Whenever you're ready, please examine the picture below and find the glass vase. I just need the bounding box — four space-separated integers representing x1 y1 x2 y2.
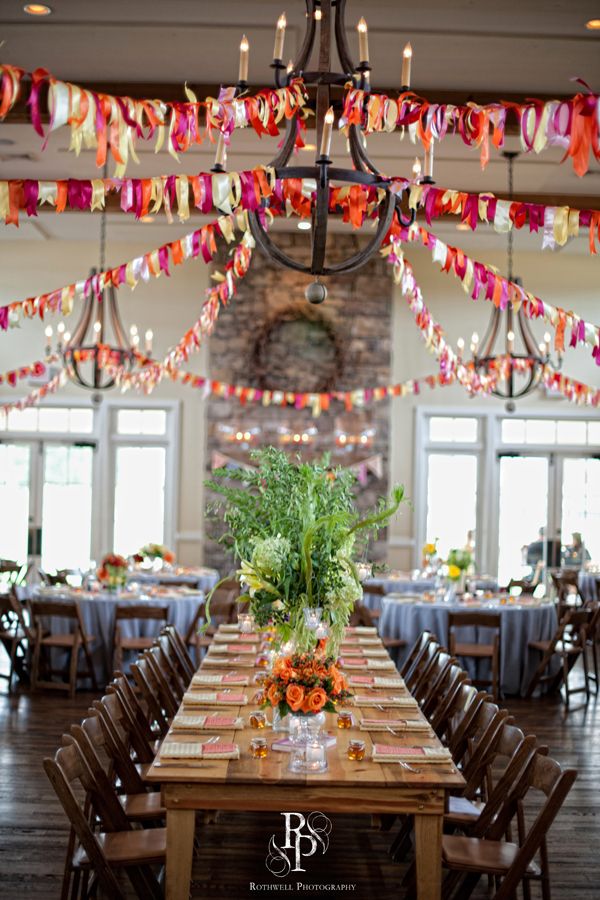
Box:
288 714 328 774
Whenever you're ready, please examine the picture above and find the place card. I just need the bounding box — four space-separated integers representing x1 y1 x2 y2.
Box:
353 694 418 708
372 744 453 764
171 714 244 731
182 691 248 706
202 655 257 668
360 717 430 732
192 673 249 686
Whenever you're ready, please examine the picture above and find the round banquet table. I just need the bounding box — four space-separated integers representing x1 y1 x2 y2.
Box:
578 571 599 603
26 587 202 687
379 597 558 696
127 567 219 593
363 574 499 609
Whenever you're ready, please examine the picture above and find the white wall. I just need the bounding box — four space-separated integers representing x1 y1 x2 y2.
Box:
1 235 598 570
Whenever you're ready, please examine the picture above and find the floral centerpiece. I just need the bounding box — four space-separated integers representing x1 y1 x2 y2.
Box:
206 447 405 654
261 650 352 719
97 553 128 592
421 539 438 571
444 548 473 592
133 543 175 566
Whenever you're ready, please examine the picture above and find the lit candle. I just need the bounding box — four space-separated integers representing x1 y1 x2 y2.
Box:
63 331 71 344
44 325 53 341
145 329 153 354
457 336 465 356
93 320 102 342
214 133 227 169
320 107 334 158
401 42 412 88
273 12 286 60
239 34 249 82
129 324 138 340
538 342 546 355
424 142 434 179
471 331 479 353
544 331 551 355
412 156 421 180
357 17 369 63
314 8 322 20
57 321 65 336
286 58 294 75
132 333 140 348
507 330 515 354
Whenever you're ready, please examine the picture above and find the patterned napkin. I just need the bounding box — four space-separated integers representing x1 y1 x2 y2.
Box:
192 673 249 686
340 637 382 646
182 691 248 706
372 744 453 763
340 646 388 658
352 694 418 708
171 714 243 731
213 632 260 643
160 741 240 760
344 626 378 635
208 644 258 654
202 655 257 668
341 658 396 670
348 675 405 688
360 717 430 732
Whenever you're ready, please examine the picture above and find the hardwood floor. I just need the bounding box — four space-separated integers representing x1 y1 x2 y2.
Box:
0 669 598 899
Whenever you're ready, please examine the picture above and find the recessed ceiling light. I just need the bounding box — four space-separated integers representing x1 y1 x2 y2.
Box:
297 220 311 230
140 215 154 223
301 143 317 152
23 3 52 15
585 18 600 29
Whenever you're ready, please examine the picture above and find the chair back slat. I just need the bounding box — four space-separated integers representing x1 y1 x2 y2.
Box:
114 604 169 622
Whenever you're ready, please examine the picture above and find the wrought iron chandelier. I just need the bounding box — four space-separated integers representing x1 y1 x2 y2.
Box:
214 0 418 302
469 151 556 413
45 178 151 393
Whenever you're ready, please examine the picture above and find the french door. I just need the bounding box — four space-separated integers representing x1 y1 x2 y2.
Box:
0 439 94 571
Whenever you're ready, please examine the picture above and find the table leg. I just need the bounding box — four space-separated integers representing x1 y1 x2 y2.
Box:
414 812 443 900
166 808 195 900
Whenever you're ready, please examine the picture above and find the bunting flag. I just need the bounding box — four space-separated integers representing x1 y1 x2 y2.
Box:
0 357 52 386
0 209 251 328
406 182 600 254
0 165 276 226
0 368 67 417
340 87 600 176
393 222 600 365
0 64 308 175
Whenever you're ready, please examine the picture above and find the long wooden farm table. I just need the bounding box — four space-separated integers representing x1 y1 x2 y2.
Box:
146 626 464 899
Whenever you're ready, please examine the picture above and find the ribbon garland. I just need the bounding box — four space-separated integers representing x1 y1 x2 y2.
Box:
340 87 600 176
0 208 252 329
0 165 277 226
0 64 308 175
394 222 600 365
407 182 600 254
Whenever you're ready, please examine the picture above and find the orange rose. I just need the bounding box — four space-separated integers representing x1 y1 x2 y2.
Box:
278 668 292 684
164 550 175 564
267 683 281 707
286 684 305 712
303 687 327 714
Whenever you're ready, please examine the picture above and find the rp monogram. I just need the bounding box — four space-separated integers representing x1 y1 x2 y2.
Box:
265 811 332 877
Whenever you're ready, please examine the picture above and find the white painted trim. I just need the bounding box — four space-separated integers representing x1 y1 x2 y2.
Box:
175 531 205 543
388 536 416 548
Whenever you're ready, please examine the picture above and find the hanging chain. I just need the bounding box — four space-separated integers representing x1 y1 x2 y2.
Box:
99 159 108 273
506 153 514 283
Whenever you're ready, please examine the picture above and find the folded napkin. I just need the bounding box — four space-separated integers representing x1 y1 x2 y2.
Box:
213 632 259 643
171 714 243 731
192 673 249 686
341 637 382 647
160 741 240 760
360 717 430 732
339 646 387 657
372 743 453 764
202 655 257 668
219 624 241 632
353 694 418 708
182 691 248 706
348 675 405 688
208 644 258 654
342 658 396 670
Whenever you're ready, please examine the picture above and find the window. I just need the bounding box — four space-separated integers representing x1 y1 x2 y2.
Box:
429 416 478 443
2 406 93 434
425 453 478 558
561 458 600 562
113 446 167 555
497 456 549 586
0 444 31 563
501 417 600 447
117 409 167 436
41 444 94 571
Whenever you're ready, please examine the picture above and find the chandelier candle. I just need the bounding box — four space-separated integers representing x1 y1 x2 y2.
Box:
238 35 249 83
320 107 334 158
273 13 286 60
401 42 412 88
357 17 369 63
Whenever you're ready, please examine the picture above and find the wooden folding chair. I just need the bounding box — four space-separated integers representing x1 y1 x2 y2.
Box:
86 707 151 795
526 607 592 707
583 600 600 694
154 631 190 696
184 580 239 664
0 588 33 691
399 630 437 683
29 598 97 697
355 582 386 620
44 739 165 900
144 645 182 714
162 623 196 683
109 671 162 749
131 655 171 737
441 751 577 900
448 610 501 700
112 603 169 672
95 691 155 767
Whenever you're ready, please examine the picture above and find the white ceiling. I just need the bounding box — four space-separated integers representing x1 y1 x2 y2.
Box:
0 0 599 247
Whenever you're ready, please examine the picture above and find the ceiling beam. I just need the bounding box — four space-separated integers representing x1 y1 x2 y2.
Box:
7 80 577 134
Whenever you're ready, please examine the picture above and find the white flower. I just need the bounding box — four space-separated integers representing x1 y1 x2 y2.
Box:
251 535 291 579
325 568 363 606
